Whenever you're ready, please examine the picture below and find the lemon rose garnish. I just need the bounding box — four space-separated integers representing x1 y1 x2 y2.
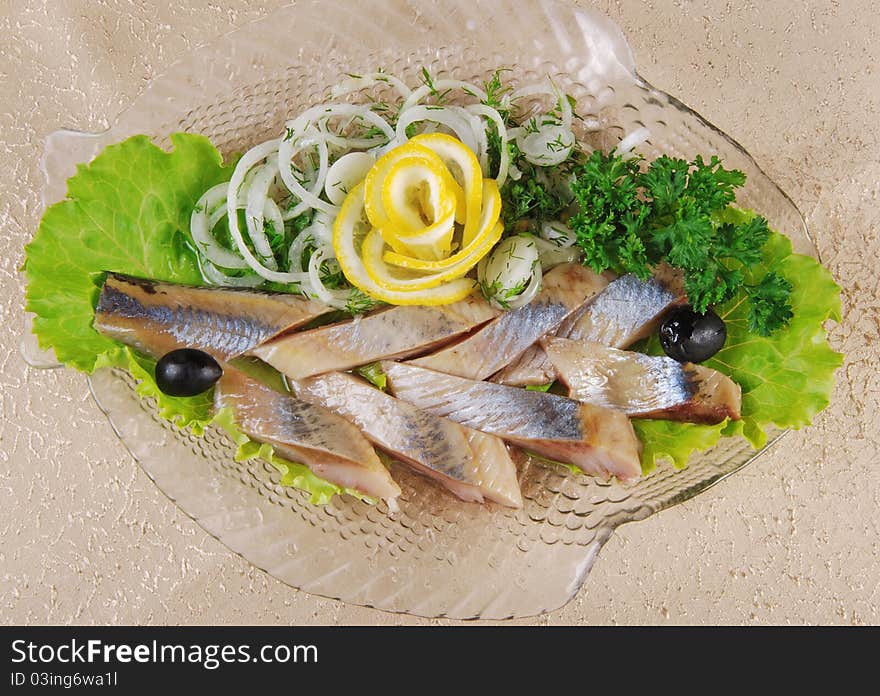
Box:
333 133 503 305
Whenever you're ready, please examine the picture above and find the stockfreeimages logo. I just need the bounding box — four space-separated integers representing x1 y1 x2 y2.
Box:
10 639 318 671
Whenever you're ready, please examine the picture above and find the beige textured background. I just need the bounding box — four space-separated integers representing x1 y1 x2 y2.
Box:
1 0 877 625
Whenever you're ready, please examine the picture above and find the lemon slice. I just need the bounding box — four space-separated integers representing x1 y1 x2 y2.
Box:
378 155 458 260
363 228 455 290
381 156 456 234
364 142 449 228
333 134 504 306
333 182 477 305
381 220 502 277
382 179 502 272
362 225 500 291
407 133 483 245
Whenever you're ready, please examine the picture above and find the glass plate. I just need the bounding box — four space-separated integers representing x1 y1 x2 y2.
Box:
39 0 814 619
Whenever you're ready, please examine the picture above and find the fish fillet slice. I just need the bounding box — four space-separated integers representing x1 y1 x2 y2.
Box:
293 372 522 507
215 369 401 504
462 430 523 508
493 265 686 386
95 274 399 504
563 264 686 347
94 273 332 361
382 361 642 482
543 337 742 424
251 295 499 380
407 264 608 380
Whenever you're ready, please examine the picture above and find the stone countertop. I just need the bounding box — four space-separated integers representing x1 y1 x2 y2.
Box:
1 0 877 625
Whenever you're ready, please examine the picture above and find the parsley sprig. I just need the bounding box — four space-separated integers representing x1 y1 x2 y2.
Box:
570 150 793 335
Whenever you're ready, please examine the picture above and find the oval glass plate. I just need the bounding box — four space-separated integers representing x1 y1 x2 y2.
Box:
42 0 813 619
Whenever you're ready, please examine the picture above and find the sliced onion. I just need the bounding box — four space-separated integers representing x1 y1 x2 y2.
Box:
469 111 489 174
306 244 350 309
331 72 412 99
289 104 395 144
509 79 576 166
277 128 334 216
504 263 542 308
400 79 487 112
466 103 510 186
518 123 575 166
532 236 581 270
190 184 249 269
302 221 331 247
395 105 480 154
477 235 542 310
225 139 312 284
287 230 312 273
224 140 279 269
317 105 396 151
309 210 336 246
245 161 282 268
201 260 264 288
549 78 573 132
540 221 577 248
615 126 651 156
509 79 572 131
324 152 375 206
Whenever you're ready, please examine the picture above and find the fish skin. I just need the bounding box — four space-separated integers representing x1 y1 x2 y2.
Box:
543 337 742 425
563 264 686 347
215 368 401 504
407 264 608 381
381 361 642 482
492 265 686 386
94 273 331 361
292 372 487 504
251 295 499 380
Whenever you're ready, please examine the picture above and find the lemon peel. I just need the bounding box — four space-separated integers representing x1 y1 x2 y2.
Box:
333 135 502 304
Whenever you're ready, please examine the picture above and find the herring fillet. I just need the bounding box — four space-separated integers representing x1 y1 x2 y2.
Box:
293 372 480 503
293 372 522 507
493 265 686 386
381 361 642 482
215 369 401 504
94 273 332 361
251 295 499 380
562 264 686 347
407 264 608 380
543 337 742 424
94 274 400 504
463 429 523 509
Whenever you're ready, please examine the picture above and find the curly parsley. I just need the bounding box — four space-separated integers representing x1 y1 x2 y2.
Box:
569 150 793 335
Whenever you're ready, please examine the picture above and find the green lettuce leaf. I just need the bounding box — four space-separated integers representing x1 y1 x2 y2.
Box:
24 133 365 505
633 419 728 474
708 242 842 446
525 382 553 392
355 362 387 390
636 208 842 470
25 133 231 372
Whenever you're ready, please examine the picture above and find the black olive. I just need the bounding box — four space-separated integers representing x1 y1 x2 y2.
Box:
659 306 727 363
155 349 222 397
